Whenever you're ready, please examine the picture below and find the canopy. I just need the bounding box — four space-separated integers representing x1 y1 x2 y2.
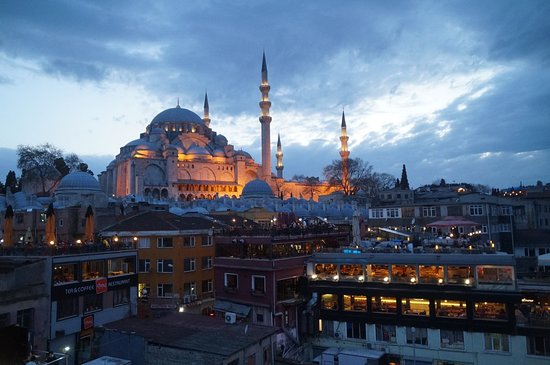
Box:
426 216 480 228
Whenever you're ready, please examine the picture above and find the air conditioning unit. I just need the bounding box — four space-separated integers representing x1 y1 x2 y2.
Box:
225 312 237 324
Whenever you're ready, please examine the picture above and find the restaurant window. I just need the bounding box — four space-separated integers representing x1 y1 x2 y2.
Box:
435 300 466 318
201 256 212 270
370 264 390 282
84 293 102 313
157 259 173 273
224 273 238 290
113 287 129 306
469 205 483 216
252 276 266 294
53 263 77 285
447 266 473 285
57 297 78 320
372 296 397 313
392 264 417 283
108 257 134 276
314 263 337 280
138 259 150 273
346 321 366 339
157 237 173 248
476 266 513 285
202 279 213 293
339 264 363 280
184 236 196 247
375 324 396 343
138 238 150 248
321 294 338 310
406 327 428 346
157 283 173 297
440 330 464 349
82 260 106 280
402 298 430 316
419 265 444 284
16 308 34 329
474 302 507 321
484 333 510 352
184 257 196 272
343 295 367 311
527 335 550 356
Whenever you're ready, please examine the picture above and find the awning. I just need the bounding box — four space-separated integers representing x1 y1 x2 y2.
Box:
426 216 480 228
538 253 550 266
378 227 412 238
213 300 251 318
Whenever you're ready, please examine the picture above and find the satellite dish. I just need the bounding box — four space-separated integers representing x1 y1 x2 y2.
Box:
411 218 416 225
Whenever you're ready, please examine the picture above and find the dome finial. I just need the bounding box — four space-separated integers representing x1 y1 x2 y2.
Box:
177 97 180 108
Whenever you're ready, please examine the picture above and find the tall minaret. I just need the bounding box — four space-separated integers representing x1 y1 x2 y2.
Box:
203 92 211 128
276 133 284 178
259 51 272 181
339 110 350 194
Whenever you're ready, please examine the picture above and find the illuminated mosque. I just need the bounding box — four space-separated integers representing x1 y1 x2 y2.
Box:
98 53 343 202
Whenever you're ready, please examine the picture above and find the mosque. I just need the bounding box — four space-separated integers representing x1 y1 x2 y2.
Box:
98 53 339 202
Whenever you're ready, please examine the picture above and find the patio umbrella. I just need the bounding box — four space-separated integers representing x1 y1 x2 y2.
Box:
85 205 94 242
45 203 56 244
3 205 14 247
352 209 361 247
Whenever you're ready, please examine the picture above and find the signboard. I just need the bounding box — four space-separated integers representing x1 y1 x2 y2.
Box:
82 314 94 330
53 274 137 300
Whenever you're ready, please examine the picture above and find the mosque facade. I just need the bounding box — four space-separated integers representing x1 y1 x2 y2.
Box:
98 54 338 202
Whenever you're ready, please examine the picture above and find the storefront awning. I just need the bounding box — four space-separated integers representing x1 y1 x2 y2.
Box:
426 216 480 228
213 300 251 318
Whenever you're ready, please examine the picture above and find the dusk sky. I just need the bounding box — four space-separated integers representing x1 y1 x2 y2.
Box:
1 1 549 189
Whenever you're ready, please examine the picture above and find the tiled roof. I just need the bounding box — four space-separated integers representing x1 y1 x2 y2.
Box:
101 211 221 233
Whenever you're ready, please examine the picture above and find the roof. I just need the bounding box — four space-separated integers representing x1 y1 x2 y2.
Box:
104 312 278 357
151 105 204 125
56 171 101 192
101 210 222 233
241 179 274 198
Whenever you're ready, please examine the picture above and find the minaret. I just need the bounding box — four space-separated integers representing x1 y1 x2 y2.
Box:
276 133 284 178
339 110 350 194
203 92 211 128
259 51 272 181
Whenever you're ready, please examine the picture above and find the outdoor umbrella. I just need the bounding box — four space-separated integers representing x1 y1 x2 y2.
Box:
3 205 14 247
85 205 94 242
45 203 56 244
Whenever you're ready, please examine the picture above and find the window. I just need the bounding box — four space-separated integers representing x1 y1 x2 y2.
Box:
370 264 390 282
482 225 488 233
392 264 417 283
447 266 473 285
500 206 512 216
440 330 464 349
157 237 173 248
375 324 396 343
314 263 337 280
224 273 238 290
406 327 428 346
113 287 130 306
371 209 384 218
469 205 483 216
108 257 134 275
138 238 150 248
474 302 507 320
257 313 264 324
343 295 367 311
372 296 397 313
16 308 34 329
157 283 173 297
484 333 509 352
252 275 266 294
346 321 366 339
184 236 196 247
419 265 444 284
183 282 196 297
201 235 213 246
82 260 105 280
339 264 363 280
184 257 196 272
83 293 103 313
527 335 550 356
435 300 466 318
202 279 213 293
157 259 173 273
423 206 437 217
476 266 513 285
138 259 150 273
57 297 78 320
276 277 298 301
386 208 400 218
321 294 338 310
201 256 212 270
53 263 77 284
402 298 430 316
16 214 24 224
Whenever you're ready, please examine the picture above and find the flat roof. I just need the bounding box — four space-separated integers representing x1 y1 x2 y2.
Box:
103 312 278 357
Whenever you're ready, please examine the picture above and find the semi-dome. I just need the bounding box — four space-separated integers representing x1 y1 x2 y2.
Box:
56 171 101 192
151 105 204 125
187 144 211 156
241 179 274 198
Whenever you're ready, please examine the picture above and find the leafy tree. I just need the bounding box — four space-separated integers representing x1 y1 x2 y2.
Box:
4 170 20 193
17 143 84 193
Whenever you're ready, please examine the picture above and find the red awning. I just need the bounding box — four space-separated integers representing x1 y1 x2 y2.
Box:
426 216 480 228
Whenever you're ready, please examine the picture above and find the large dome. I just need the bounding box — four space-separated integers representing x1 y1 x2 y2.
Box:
241 179 274 198
151 105 204 125
56 171 101 192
